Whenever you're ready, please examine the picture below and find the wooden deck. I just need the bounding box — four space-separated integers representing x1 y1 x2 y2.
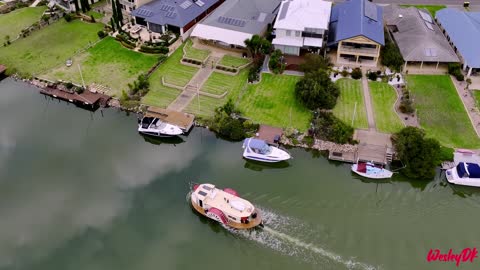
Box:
145 106 195 133
256 124 283 145
191 200 262 230
40 87 110 108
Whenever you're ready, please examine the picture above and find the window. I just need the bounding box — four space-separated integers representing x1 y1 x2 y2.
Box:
286 30 291 36
295 31 300 37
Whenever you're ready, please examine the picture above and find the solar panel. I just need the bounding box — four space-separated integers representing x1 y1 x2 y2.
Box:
364 1 378 21
278 2 289 20
165 11 177 18
137 8 153 17
418 10 433 23
424 21 434 31
258 12 267 22
180 0 192 9
169 6 175 11
218 16 246 27
195 0 205 7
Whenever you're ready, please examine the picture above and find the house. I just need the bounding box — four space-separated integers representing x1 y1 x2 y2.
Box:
271 0 332 56
328 0 384 66
190 0 282 48
55 0 102 12
132 0 225 36
436 8 480 77
384 5 459 70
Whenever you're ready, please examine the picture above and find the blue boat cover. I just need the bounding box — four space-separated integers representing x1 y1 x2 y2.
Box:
457 162 480 178
244 138 270 153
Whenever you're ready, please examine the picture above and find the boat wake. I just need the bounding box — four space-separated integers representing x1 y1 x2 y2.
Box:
229 207 379 270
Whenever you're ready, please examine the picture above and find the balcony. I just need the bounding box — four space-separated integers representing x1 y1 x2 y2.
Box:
338 45 379 56
119 0 134 6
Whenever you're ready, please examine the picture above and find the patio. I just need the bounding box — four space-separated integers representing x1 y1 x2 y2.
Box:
121 23 175 44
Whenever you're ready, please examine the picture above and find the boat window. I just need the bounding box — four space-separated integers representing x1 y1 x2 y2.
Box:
198 191 207 197
202 185 212 191
228 215 236 220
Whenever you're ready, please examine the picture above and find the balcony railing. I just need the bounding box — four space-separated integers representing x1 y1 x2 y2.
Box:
339 45 379 56
119 0 134 6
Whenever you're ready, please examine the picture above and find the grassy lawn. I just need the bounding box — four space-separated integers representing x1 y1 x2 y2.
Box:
407 75 480 148
142 44 199 107
369 82 404 133
86 10 104 19
218 55 250 68
0 19 103 76
0 7 46 41
237 74 310 131
473 90 480 109
399 5 446 16
184 69 248 118
184 39 210 62
332 78 368 129
44 37 157 97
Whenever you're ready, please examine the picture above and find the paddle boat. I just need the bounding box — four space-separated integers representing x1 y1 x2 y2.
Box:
242 138 291 163
351 162 393 179
190 183 263 229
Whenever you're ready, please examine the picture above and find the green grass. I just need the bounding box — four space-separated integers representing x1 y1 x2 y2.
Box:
369 82 404 133
44 37 157 96
0 7 46 41
184 39 210 62
218 55 250 68
237 74 311 131
184 69 248 118
142 44 199 106
472 90 480 109
86 10 104 19
399 5 446 16
332 78 368 129
407 75 480 148
0 19 103 76
154 43 198 87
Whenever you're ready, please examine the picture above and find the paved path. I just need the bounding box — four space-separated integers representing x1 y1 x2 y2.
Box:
167 54 222 111
451 77 480 137
30 0 42 7
361 70 376 131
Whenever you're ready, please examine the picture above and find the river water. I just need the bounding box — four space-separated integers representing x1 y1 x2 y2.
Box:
1 78 480 270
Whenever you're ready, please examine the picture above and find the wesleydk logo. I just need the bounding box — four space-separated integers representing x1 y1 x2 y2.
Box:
427 248 478 267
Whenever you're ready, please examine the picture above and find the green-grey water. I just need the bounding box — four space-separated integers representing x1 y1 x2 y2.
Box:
1 78 480 270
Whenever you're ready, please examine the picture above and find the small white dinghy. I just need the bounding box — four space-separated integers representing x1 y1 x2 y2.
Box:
351 162 393 179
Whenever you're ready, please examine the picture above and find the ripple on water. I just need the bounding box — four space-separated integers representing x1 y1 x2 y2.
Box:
228 207 380 270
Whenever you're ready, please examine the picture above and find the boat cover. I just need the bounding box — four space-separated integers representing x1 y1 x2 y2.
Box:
457 162 480 178
244 138 270 154
230 200 246 212
357 163 367 173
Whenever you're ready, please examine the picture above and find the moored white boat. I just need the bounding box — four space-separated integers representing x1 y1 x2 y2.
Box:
190 183 263 229
242 138 290 163
446 162 480 187
138 116 183 137
351 162 393 179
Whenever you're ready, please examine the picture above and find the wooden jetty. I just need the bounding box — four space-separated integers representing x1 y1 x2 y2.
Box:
145 106 195 133
40 87 111 109
255 124 283 145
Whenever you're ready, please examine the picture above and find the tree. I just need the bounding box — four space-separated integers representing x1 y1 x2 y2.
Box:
80 0 86 13
72 0 80 13
268 49 285 74
381 38 404 72
83 0 91 11
295 70 340 110
110 17 116 32
299 53 331 73
392 127 441 179
90 0 95 5
115 0 124 26
244 35 271 57
312 111 354 144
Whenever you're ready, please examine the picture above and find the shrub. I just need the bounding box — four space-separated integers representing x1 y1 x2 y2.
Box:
90 15 95 23
299 53 331 73
64 13 73 22
455 71 464 81
311 111 354 144
65 82 74 89
341 69 349 77
248 56 264 83
448 63 462 75
368 71 378 81
268 49 285 74
439 146 454 162
97 30 106 39
209 100 255 140
351 68 362 79
139 44 168 54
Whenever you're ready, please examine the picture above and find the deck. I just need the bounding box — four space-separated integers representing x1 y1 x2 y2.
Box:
255 124 283 145
40 87 110 108
145 106 195 133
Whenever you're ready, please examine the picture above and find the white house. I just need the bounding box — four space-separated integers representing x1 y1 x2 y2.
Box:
272 0 332 56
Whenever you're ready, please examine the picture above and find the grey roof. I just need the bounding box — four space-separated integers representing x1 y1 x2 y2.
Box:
328 0 384 46
436 8 480 68
199 0 282 34
384 5 459 63
132 0 220 28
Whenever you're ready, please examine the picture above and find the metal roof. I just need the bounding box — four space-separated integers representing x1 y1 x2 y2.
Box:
327 0 384 46
132 0 220 28
384 5 459 63
273 0 332 32
436 8 480 68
